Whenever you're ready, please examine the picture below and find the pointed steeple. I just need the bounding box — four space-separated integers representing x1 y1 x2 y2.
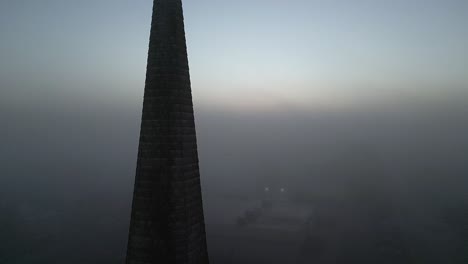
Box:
126 0 209 263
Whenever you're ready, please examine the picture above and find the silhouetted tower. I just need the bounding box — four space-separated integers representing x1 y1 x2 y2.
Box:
126 0 209 263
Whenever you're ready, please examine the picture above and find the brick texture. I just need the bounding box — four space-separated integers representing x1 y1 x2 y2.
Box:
126 0 209 263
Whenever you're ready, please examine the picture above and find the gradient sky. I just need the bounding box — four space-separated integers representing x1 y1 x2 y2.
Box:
1 0 467 112
1 3 468 262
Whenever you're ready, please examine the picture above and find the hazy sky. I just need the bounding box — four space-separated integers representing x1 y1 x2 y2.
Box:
1 0 467 112
1 2 467 263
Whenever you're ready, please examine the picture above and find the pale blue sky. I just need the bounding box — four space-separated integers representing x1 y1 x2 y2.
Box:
1 0 467 112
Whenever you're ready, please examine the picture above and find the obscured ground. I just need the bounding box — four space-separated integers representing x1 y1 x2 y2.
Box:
1 188 467 263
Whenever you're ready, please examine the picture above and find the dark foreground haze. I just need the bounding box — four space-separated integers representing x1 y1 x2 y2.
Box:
1 96 467 263
1 0 467 263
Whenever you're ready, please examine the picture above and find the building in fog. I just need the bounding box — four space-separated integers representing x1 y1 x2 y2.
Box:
126 0 209 263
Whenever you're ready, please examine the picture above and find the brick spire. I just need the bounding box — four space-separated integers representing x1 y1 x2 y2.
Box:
126 0 209 263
